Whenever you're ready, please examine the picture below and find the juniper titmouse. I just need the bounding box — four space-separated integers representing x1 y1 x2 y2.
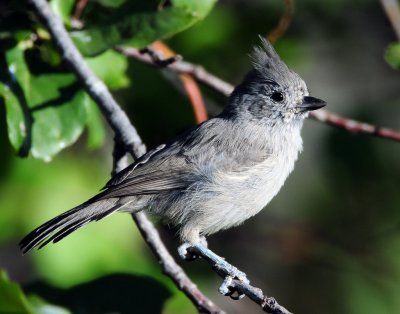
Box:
20 38 325 258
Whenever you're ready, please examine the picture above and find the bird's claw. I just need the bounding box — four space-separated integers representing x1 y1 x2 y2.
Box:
219 276 233 295
178 242 198 261
177 238 208 261
219 276 245 300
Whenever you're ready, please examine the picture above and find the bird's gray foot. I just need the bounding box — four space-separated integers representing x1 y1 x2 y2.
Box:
178 242 249 299
178 242 198 261
178 237 208 261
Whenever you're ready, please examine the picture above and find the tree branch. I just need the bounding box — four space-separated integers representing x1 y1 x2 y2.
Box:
28 0 146 158
380 0 400 41
116 46 400 143
187 245 292 314
311 110 400 141
231 280 291 314
27 1 224 313
114 46 233 97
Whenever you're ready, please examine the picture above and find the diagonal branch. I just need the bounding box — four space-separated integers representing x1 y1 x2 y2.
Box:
27 1 224 313
379 0 400 41
28 0 146 158
186 245 292 314
116 46 400 143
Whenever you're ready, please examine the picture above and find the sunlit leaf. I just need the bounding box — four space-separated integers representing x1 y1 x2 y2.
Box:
86 50 130 89
71 0 217 56
30 78 87 161
0 46 88 161
1 45 32 156
0 77 26 155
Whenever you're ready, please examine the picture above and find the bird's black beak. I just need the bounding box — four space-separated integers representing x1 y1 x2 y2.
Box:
298 96 326 112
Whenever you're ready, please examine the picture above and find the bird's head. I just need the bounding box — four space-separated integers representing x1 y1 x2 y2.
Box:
228 37 326 126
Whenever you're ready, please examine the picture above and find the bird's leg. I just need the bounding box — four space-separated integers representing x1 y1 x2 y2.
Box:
178 240 249 299
178 236 208 261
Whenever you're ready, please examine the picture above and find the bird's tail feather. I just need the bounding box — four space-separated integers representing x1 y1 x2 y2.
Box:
19 197 132 254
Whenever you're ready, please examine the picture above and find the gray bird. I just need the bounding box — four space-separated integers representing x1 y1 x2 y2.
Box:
20 38 325 281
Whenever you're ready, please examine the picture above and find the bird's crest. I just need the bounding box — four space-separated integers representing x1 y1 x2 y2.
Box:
250 36 292 83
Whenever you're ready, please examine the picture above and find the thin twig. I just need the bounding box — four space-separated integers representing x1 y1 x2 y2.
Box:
116 46 400 143
150 41 208 123
179 74 209 123
71 0 88 29
114 46 233 97
380 0 400 40
311 110 400 141
231 280 291 314
27 1 224 313
267 0 295 44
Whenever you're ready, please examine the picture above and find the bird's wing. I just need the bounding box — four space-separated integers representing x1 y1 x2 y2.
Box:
99 142 192 199
99 117 271 199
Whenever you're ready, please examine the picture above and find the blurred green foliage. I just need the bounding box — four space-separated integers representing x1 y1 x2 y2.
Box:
386 42 400 69
1 0 400 313
0 270 70 314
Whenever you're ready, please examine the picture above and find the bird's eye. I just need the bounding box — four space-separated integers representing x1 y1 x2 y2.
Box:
270 92 284 102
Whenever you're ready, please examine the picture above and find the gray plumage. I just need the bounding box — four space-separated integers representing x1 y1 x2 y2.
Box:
20 38 325 253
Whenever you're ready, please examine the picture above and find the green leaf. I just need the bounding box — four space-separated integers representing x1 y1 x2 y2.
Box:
30 78 87 161
50 0 75 28
85 97 106 149
0 76 26 155
0 270 33 314
385 42 400 69
85 50 130 89
0 45 31 156
71 0 217 56
0 270 70 314
0 46 88 161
